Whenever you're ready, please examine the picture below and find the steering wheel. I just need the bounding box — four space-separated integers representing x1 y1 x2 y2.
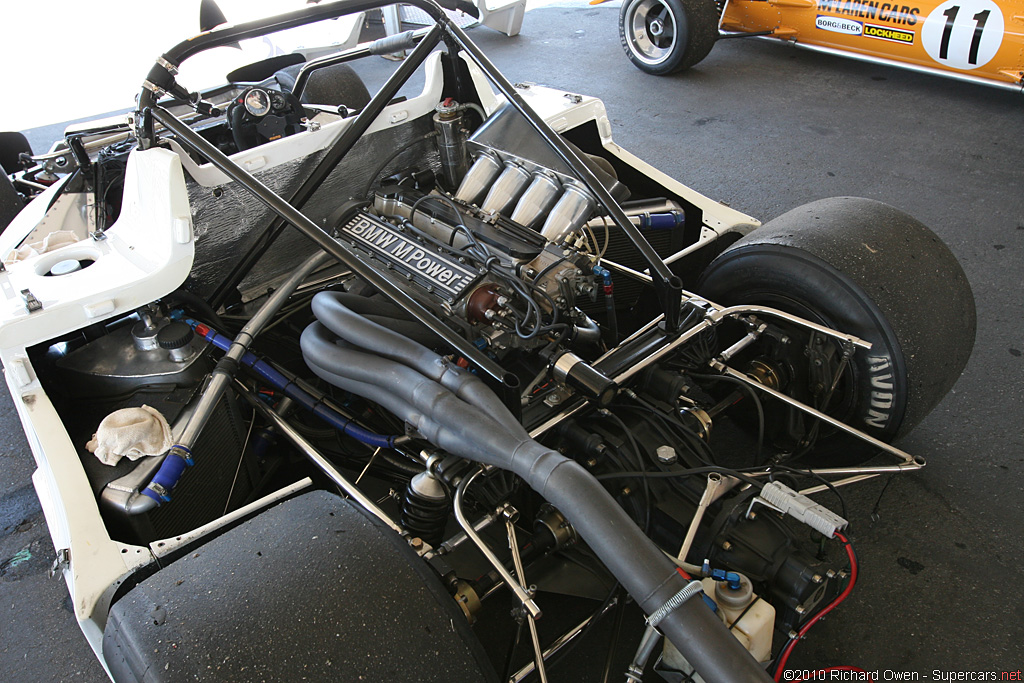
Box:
226 87 308 152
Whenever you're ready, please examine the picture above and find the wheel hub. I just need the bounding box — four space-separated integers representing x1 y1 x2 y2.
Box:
624 0 677 65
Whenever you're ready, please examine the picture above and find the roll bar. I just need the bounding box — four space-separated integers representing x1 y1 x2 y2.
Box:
135 0 684 329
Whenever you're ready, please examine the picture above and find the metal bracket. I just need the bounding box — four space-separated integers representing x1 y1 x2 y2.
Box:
156 56 179 76
21 289 42 313
141 80 167 98
49 548 70 578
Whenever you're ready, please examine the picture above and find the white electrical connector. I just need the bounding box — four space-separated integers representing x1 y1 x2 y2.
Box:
757 481 848 538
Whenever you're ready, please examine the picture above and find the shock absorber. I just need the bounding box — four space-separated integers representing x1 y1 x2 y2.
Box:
433 98 468 191
401 470 450 547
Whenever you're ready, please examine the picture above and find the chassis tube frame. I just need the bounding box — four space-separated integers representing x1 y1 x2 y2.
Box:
138 0 684 329
150 100 516 391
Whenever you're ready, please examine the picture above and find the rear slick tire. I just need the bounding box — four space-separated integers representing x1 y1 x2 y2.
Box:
696 197 975 447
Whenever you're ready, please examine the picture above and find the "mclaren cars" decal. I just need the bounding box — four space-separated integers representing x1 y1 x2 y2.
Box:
816 1 921 25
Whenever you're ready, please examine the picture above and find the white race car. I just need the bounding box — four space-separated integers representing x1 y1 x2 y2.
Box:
0 1 974 681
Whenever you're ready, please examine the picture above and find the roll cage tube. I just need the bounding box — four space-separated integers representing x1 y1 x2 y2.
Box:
148 28 531 398
135 0 684 330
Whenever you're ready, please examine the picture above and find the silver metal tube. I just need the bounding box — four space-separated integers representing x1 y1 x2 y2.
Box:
438 511 500 554
600 258 653 284
718 325 765 363
582 199 684 234
434 109 468 189
711 362 917 464
677 473 722 564
529 319 713 438
510 598 620 683
663 235 720 266
799 473 881 495
244 389 405 535
540 183 597 243
510 173 561 228
528 402 588 439
625 626 663 683
177 252 332 451
744 462 925 482
506 513 548 683
530 297 870 442
616 320 715 385
481 161 532 215
708 305 871 350
151 477 313 559
454 470 542 619
455 151 503 205
595 273 867 355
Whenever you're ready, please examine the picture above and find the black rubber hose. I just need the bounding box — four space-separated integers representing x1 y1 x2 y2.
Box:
299 322 771 683
165 289 226 330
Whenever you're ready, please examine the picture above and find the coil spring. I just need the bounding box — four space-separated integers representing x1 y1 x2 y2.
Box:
401 480 450 548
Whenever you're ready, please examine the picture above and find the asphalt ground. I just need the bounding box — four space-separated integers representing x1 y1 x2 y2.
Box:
3 4 1023 681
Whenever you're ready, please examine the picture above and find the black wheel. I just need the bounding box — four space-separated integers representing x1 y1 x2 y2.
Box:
696 197 975 454
619 0 718 75
104 492 498 682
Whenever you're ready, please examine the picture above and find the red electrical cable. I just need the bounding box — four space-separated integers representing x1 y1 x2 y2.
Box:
772 531 859 682
793 666 869 682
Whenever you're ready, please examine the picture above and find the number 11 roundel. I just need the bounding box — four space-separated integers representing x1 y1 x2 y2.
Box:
921 0 1005 70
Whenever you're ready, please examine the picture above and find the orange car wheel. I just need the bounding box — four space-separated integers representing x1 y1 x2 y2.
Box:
619 0 719 74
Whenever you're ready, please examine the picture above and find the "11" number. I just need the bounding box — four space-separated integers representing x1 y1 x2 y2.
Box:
939 5 991 64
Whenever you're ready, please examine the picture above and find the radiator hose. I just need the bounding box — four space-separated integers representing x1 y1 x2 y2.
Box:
300 292 771 683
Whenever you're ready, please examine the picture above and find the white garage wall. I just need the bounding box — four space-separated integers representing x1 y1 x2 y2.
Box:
0 1 368 133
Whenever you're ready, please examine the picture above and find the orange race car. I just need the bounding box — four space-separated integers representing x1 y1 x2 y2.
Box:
615 0 1024 91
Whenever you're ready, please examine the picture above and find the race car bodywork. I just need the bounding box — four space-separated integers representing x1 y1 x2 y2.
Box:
0 1 976 681
619 0 1024 91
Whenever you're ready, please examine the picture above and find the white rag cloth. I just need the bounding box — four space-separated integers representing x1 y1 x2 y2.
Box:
86 405 173 466
4 230 79 265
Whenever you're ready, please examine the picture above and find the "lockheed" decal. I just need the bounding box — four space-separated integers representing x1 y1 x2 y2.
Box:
863 22 915 43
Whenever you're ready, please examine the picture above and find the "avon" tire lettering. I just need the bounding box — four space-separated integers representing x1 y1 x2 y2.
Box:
864 356 894 428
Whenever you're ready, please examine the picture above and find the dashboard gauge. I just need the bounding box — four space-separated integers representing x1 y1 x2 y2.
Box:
243 88 271 117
